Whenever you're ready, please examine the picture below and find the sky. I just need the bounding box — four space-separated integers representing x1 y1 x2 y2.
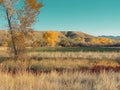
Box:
0 0 120 36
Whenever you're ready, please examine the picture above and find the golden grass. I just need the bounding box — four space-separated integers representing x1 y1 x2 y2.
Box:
0 47 9 57
29 51 120 60
0 71 119 90
0 59 119 72
94 60 120 67
0 47 7 51
0 47 120 61
0 48 120 90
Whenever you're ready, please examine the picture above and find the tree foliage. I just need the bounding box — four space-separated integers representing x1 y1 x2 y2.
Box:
0 0 3 4
0 0 43 60
43 31 58 47
91 38 112 45
25 0 43 11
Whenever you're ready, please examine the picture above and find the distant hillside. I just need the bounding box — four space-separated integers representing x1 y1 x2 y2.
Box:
64 31 95 39
99 35 120 39
0 30 97 46
1 30 119 47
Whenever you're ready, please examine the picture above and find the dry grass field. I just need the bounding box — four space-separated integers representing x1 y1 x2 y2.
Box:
0 71 120 90
0 47 120 90
0 0 120 89
0 47 8 55
29 51 120 60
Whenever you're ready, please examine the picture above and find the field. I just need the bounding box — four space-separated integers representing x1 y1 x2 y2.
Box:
0 71 120 90
0 47 120 90
0 0 120 89
30 47 120 52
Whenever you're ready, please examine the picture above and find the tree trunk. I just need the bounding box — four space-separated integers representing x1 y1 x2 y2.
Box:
6 9 18 59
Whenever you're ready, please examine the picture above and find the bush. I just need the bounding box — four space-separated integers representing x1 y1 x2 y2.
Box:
59 38 79 47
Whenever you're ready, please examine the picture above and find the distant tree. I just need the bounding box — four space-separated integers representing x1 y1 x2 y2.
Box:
32 40 40 48
91 38 112 45
74 37 85 43
59 38 79 47
0 0 43 60
59 39 71 47
43 31 58 47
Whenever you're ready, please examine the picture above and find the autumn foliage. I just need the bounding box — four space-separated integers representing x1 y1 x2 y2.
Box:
43 31 58 47
25 0 43 11
0 0 43 60
91 38 112 45
0 0 3 4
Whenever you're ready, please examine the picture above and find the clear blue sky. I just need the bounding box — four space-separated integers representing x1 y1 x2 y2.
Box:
0 0 120 36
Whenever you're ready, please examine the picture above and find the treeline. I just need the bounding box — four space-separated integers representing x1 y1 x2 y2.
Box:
0 31 119 47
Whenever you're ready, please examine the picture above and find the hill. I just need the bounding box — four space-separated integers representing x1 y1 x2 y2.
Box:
0 30 119 47
99 35 120 39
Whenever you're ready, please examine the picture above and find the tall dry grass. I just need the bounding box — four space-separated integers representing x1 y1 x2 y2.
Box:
0 47 120 61
0 47 9 58
0 59 119 73
0 47 120 90
0 71 119 90
29 51 120 60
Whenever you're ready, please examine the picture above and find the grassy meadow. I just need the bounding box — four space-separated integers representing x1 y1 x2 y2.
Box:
0 0 120 89
0 47 120 90
0 71 120 90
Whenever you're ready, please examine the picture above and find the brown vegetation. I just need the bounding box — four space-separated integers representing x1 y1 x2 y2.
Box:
0 30 119 47
0 71 119 90
0 0 43 60
0 1 119 90
0 51 119 73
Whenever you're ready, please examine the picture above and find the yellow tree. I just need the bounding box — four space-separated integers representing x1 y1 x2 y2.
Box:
0 0 43 60
91 38 112 45
43 31 58 47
